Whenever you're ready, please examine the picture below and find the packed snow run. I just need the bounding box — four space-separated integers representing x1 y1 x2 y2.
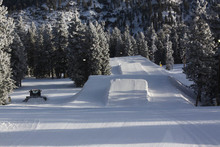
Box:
1 56 220 147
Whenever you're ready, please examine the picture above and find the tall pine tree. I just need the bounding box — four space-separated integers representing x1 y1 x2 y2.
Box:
0 0 15 105
52 12 69 78
26 22 37 76
123 25 134 56
184 16 217 106
146 23 158 62
111 27 123 57
68 11 88 87
136 32 149 59
43 24 55 78
10 32 27 87
165 34 174 70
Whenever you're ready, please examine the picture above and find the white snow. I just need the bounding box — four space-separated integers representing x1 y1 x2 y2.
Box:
108 79 148 107
165 64 193 87
1 56 220 147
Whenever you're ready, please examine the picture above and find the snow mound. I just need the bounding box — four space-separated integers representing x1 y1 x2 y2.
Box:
108 79 148 107
74 77 149 107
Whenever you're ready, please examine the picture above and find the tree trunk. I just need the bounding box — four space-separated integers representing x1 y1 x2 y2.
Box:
19 79 22 87
195 86 202 106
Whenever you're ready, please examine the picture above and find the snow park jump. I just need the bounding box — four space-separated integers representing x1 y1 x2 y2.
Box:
72 56 194 108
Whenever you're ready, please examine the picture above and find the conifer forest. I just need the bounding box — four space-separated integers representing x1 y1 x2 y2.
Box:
0 0 220 105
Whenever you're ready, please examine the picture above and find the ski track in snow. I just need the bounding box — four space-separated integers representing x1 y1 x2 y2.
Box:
1 56 220 147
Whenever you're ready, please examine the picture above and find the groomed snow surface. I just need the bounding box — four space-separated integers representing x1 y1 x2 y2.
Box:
1 56 220 147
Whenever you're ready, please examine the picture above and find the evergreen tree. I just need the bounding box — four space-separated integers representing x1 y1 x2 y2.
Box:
184 16 217 106
0 51 15 105
10 32 27 87
0 0 15 105
68 11 88 87
86 21 111 76
15 16 27 48
165 34 174 70
206 0 220 41
26 22 37 76
190 0 208 20
52 12 69 78
177 22 189 68
34 24 50 78
43 24 55 78
95 22 111 75
171 27 181 64
155 24 172 65
146 23 158 62
87 22 103 75
123 25 134 56
136 32 149 59
131 36 138 55
155 29 166 65
110 27 123 57
150 28 158 62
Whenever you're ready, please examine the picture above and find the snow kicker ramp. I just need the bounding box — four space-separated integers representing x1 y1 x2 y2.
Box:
72 76 110 107
73 76 149 107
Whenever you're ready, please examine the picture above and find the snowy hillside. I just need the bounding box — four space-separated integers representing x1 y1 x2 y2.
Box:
10 0 186 33
1 56 220 147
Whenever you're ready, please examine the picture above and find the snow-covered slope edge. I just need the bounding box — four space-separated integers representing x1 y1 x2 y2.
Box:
168 76 196 106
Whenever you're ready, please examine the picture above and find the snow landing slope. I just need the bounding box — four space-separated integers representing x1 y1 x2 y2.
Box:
73 56 194 108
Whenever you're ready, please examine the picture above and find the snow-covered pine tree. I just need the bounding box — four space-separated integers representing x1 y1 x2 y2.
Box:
10 32 27 87
165 34 174 70
0 0 15 105
43 24 55 78
206 0 220 41
177 22 189 68
86 21 103 75
111 27 123 57
131 36 138 55
171 27 181 64
190 0 208 21
136 32 149 59
95 22 111 75
52 12 69 78
15 16 27 48
123 25 134 56
146 23 158 62
26 22 37 76
0 51 15 105
150 29 158 63
155 29 166 65
184 15 217 106
68 11 88 87
34 24 50 78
